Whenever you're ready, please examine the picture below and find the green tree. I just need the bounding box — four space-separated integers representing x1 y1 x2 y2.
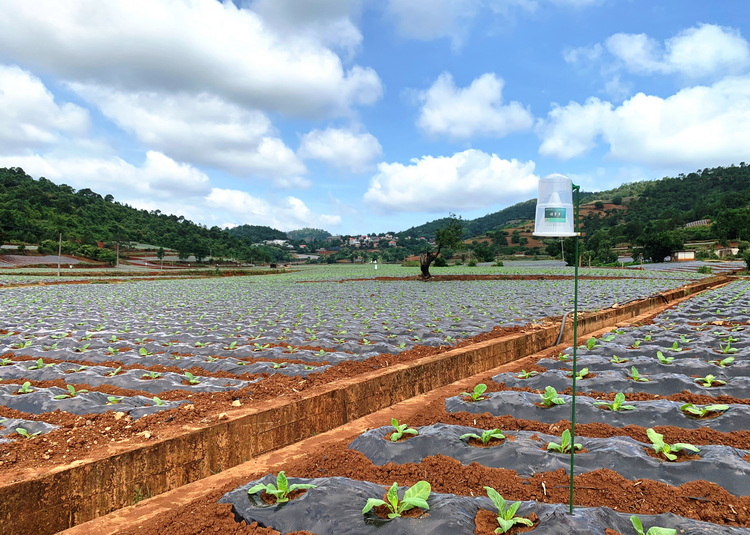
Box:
636 229 684 263
419 214 464 278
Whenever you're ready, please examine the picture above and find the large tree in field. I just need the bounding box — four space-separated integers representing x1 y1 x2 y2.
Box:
419 214 464 278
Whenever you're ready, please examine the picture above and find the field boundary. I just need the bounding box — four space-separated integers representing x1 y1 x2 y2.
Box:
1 275 731 535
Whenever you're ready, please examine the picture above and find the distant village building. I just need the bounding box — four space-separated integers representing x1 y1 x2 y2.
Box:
673 250 696 261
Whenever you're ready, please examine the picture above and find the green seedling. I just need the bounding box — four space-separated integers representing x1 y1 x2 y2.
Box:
556 353 571 361
106 396 123 405
630 340 642 348
74 343 91 352
223 341 239 350
582 337 600 350
459 429 505 445
461 383 488 402
483 487 533 533
184 372 200 385
17 382 34 394
695 374 726 387
205 356 219 363
517 370 538 379
595 392 635 412
106 346 118 355
142 371 162 379
152 397 166 406
569 367 589 380
646 428 699 461
270 362 288 369
539 386 565 407
629 366 649 382
253 343 270 351
194 341 207 348
680 403 729 418
678 335 693 344
665 341 682 352
247 471 317 503
397 342 407 349
708 356 735 367
718 341 738 354
138 347 153 357
389 418 418 441
108 335 118 343
546 429 582 453
15 428 41 439
12 340 33 349
655 351 674 365
53 384 88 399
43 342 59 351
285 345 299 353
315 349 327 357
70 366 88 372
630 515 677 535
27 358 53 370
0 358 13 366
610 355 628 364
362 481 431 519
643 334 653 342
601 334 616 342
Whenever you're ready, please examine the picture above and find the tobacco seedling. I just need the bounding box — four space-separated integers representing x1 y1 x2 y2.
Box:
17 382 34 394
630 515 677 535
629 366 649 382
12 340 33 349
695 374 726 387
253 343 270 351
53 384 89 399
483 487 533 533
461 383 488 402
223 341 239 350
718 341 738 354
106 396 123 405
74 343 91 352
546 429 582 453
389 418 418 441
595 392 635 412
361 481 431 519
556 353 571 361
610 355 628 364
569 367 589 380
247 471 316 503
646 428 699 461
138 347 153 357
582 337 600 350
184 372 201 385
630 340 642 348
655 351 674 365
152 397 166 406
539 386 565 407
108 335 118 343
459 428 505 445
142 371 162 379
270 362 287 369
664 341 682 352
708 356 735 367
516 370 538 379
0 358 13 366
43 342 59 351
27 358 53 370
15 428 41 439
679 403 729 418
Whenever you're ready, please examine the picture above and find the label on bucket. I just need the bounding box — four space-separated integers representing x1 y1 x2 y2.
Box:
544 207 567 223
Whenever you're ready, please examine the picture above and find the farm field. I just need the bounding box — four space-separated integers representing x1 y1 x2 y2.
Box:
88 278 749 535
0 263 745 534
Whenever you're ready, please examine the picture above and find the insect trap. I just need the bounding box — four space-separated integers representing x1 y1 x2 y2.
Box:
533 173 577 237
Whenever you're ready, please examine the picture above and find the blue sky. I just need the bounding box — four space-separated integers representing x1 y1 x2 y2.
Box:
0 1 748 235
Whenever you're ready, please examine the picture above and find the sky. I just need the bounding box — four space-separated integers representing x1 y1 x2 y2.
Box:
0 1 748 236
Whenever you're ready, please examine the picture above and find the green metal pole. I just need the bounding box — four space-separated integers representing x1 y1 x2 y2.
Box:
569 184 580 515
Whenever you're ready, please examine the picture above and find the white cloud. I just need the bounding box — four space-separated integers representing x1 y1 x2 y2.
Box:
206 188 341 230
606 24 750 79
385 0 481 49
417 72 534 139
0 65 89 154
0 0 382 117
298 127 382 172
68 85 307 184
364 149 538 213
538 76 750 168
0 151 211 201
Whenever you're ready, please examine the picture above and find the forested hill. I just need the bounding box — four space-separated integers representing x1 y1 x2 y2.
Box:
0 167 290 263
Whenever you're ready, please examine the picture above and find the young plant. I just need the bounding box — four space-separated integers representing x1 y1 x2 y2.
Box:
184 372 201 385
389 418 418 442
142 371 162 379
610 355 629 364
223 341 239 350
546 429 582 453
0 358 13 366
708 356 735 367
152 397 166 406
27 358 52 370
718 341 738 354
629 366 649 382
516 370 538 379
581 337 600 350
664 341 682 352
483 487 533 533
459 428 505 445
53 384 89 399
646 428 699 461
361 481 431 519
270 362 288 369
630 515 677 535
247 471 316 503
16 382 34 394
695 374 726 387
138 347 153 357
461 383 488 402
106 396 123 405
15 428 41 439
679 403 729 418
569 367 589 380
594 392 635 412
539 386 565 407
630 340 642 349
655 351 674 365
